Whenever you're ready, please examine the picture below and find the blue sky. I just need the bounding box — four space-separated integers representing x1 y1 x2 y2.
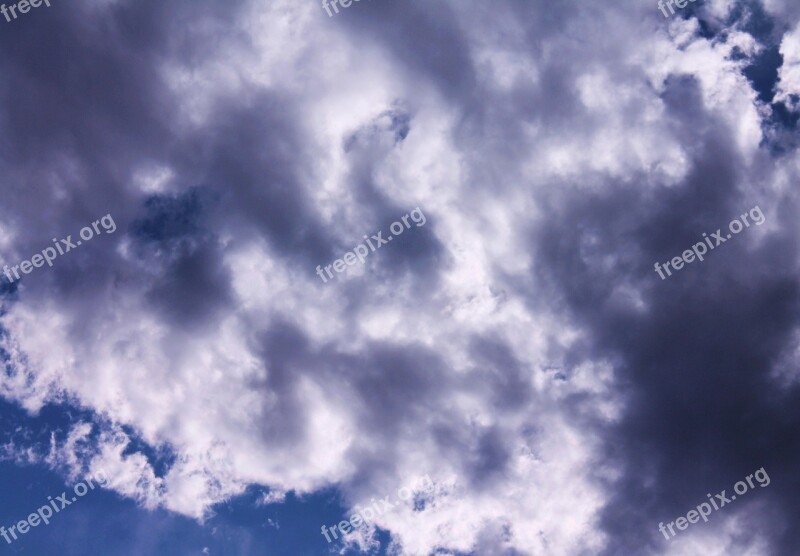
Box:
0 407 380 556
0 397 391 555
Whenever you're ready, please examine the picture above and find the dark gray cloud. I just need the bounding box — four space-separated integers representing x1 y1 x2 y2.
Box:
528 56 800 556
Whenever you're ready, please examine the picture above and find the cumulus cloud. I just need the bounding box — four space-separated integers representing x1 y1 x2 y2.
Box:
0 0 799 554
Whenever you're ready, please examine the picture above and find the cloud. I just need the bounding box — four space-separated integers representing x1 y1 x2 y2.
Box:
0 0 799 554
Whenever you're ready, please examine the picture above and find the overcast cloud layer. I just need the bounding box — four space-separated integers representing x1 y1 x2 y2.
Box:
1 0 800 554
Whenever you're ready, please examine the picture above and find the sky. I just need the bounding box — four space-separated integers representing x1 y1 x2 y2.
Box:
0 0 799 554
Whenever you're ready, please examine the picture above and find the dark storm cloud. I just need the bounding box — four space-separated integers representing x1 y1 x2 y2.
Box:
247 317 522 496
326 2 800 549
144 244 234 326
339 0 476 100
524 64 800 556
467 335 532 412
348 343 449 436
251 321 311 446
172 92 340 267
0 0 249 297
250 318 452 450
130 189 233 326
0 0 343 303
0 0 248 187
